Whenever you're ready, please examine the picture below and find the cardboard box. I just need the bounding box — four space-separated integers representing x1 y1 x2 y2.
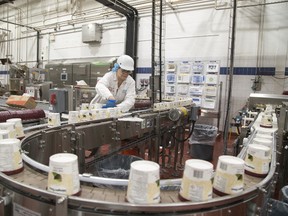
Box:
6 95 37 109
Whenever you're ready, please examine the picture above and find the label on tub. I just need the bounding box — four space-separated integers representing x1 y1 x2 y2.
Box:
245 144 271 175
213 156 245 195
126 161 160 204
47 153 80 195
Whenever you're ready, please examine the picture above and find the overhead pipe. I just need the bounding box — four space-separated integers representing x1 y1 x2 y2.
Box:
2 0 214 28
0 0 15 6
95 0 138 79
0 18 41 67
0 27 11 32
215 0 288 10
10 1 214 33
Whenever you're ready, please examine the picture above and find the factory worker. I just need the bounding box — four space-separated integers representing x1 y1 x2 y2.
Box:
90 54 136 112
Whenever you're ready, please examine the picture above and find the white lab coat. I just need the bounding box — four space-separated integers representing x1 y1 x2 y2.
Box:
90 71 136 112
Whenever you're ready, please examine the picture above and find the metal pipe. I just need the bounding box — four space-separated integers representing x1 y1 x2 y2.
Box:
36 31 40 67
0 27 10 32
95 0 138 78
136 3 215 16
159 0 163 102
0 18 40 66
23 15 127 35
256 3 265 78
0 18 38 31
3 1 214 32
1 0 213 21
151 0 156 104
0 2 215 35
217 81 222 131
223 0 237 155
215 0 288 10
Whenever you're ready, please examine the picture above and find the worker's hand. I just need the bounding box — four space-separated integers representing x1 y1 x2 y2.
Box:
102 99 116 108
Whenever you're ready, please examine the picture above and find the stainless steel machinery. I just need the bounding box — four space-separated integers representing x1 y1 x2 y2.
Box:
45 62 110 88
48 86 95 112
71 63 91 85
73 86 96 110
72 62 109 86
89 61 110 86
45 64 73 88
26 82 53 101
248 93 288 191
0 99 282 215
248 93 288 110
8 64 28 95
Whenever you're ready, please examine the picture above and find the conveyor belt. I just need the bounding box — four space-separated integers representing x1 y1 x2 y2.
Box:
0 108 279 215
9 163 263 204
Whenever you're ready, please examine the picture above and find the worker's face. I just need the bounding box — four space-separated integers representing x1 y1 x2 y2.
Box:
117 68 131 82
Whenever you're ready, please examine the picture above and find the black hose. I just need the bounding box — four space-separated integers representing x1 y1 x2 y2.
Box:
170 121 196 143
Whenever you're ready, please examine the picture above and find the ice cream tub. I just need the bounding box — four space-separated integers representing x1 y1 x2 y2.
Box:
47 153 80 195
47 112 61 127
245 144 271 177
179 159 213 201
127 160 160 204
7 118 25 138
255 133 273 141
68 111 80 124
256 128 274 136
213 156 245 195
80 103 89 110
79 110 90 122
107 107 117 118
89 103 102 110
0 130 9 140
260 114 273 128
89 109 97 120
0 122 16 138
98 109 108 119
0 138 23 175
252 137 272 148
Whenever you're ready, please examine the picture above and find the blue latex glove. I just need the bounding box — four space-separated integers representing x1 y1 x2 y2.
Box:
102 99 116 108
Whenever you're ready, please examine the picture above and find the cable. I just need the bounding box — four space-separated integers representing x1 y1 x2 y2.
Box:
170 120 196 143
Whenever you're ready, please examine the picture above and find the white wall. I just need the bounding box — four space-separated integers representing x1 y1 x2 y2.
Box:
0 1 287 131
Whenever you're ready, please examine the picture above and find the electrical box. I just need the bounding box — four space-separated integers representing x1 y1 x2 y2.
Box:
82 23 102 43
49 88 73 113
